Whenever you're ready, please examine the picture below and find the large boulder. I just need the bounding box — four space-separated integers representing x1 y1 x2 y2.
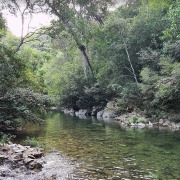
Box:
102 110 118 119
75 109 92 116
162 120 171 127
63 109 75 116
137 122 146 128
97 111 104 118
91 106 103 116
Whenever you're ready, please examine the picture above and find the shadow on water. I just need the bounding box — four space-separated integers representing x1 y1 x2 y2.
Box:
14 111 180 179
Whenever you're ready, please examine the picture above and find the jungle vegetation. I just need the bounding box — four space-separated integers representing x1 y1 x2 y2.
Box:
1 0 180 134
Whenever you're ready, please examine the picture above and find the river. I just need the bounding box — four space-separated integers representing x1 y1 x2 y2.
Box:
14 111 180 179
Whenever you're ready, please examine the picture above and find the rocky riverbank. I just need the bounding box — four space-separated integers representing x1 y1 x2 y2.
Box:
61 107 180 131
114 111 180 131
0 143 79 179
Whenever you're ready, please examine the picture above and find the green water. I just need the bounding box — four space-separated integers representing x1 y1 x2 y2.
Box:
15 112 180 179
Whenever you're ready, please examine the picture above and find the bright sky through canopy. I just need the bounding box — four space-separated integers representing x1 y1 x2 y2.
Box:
4 13 53 37
3 0 124 37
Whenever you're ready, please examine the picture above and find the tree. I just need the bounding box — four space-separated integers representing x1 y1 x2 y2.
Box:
162 1 180 41
0 10 54 133
34 0 115 78
1 0 55 53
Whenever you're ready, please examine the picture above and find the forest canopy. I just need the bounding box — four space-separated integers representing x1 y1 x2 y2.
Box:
1 0 180 132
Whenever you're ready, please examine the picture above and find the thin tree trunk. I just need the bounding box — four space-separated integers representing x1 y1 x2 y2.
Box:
15 40 24 52
82 53 87 78
14 4 28 53
122 37 138 85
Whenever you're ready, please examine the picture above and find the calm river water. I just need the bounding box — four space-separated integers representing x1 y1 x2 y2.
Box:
15 111 180 179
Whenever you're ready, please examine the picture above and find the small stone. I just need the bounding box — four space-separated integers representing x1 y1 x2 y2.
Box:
28 155 35 159
20 165 27 171
12 155 19 160
24 158 34 165
28 161 42 169
149 121 153 126
159 119 164 125
32 152 43 158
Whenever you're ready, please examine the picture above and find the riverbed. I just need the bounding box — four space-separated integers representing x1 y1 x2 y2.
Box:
14 111 180 179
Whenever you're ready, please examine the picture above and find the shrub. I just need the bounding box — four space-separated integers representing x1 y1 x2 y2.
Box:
24 137 42 148
132 115 138 123
138 117 148 123
127 118 132 123
0 133 15 144
173 116 180 123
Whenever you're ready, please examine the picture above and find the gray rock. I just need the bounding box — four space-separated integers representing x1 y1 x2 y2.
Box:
162 120 171 127
75 109 92 116
28 155 35 159
78 109 87 115
171 122 176 128
153 122 159 126
102 110 118 119
97 111 104 117
64 109 75 115
175 123 180 130
129 123 135 126
28 160 42 169
0 166 11 177
159 119 164 125
149 121 153 126
24 158 34 165
137 122 146 128
91 106 102 116
50 107 58 110
75 109 87 116
32 151 43 158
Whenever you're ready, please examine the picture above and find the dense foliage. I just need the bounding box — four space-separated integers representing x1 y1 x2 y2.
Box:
39 0 180 118
0 14 54 134
1 0 180 132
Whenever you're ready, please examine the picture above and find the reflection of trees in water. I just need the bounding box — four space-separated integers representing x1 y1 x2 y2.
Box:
15 112 180 179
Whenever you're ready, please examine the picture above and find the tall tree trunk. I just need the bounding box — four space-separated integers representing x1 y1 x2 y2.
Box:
79 45 94 77
46 2 94 78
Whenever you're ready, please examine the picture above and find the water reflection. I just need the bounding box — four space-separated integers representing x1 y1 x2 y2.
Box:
15 112 180 179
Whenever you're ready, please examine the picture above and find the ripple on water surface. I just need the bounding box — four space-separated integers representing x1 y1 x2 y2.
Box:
15 112 180 179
